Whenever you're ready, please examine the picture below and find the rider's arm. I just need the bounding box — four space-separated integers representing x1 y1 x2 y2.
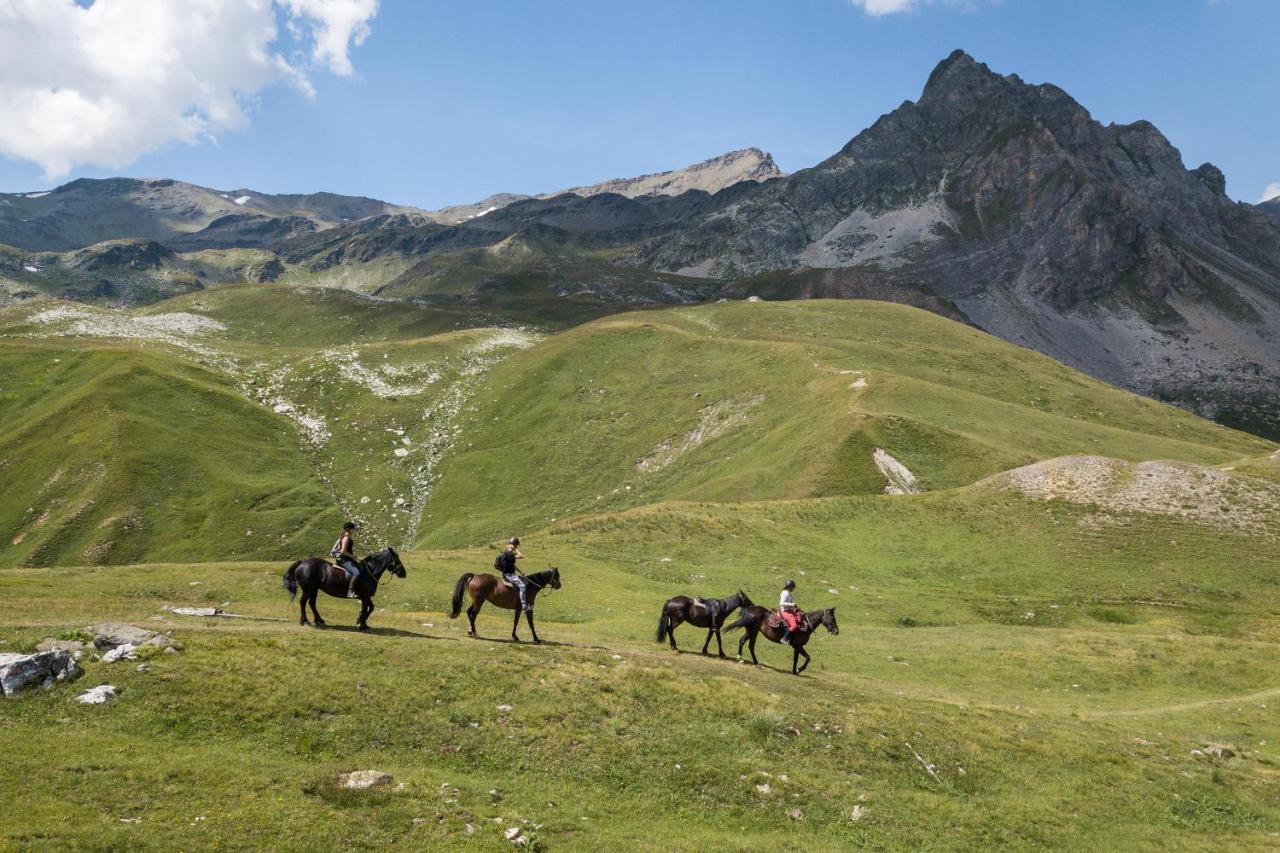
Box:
514 550 524 560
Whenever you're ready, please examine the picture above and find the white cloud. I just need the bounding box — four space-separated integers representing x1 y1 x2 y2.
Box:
1261 183 1280 203
0 0 379 180
849 0 985 15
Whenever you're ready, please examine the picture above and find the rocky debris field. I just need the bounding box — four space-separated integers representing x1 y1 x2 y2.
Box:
992 455 1280 536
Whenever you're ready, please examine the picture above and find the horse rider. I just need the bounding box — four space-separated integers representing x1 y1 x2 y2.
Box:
779 579 803 645
495 537 530 612
331 521 362 599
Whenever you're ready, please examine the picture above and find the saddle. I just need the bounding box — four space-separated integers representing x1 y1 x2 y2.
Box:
768 609 805 631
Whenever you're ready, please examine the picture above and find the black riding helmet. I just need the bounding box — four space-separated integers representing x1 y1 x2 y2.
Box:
509 537 520 546
343 521 357 531
783 579 796 590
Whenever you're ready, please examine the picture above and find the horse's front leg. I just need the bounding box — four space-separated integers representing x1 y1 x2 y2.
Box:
798 647 811 674
357 598 371 631
701 627 713 655
511 606 522 642
526 610 540 644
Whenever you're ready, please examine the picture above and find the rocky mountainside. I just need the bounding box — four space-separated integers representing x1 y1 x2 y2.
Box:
1261 198 1280 223
424 147 783 224
0 177 420 252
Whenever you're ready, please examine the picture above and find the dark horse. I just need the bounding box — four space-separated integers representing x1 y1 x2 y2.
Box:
725 606 839 674
283 548 407 631
449 567 561 643
655 590 753 658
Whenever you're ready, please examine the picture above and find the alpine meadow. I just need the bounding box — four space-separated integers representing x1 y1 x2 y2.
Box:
1 5 1279 851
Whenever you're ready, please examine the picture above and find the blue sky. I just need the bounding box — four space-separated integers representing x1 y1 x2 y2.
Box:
1 0 1276 207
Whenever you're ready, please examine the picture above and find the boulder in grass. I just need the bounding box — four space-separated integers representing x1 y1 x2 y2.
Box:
89 624 174 651
0 650 81 696
76 685 117 704
338 770 393 790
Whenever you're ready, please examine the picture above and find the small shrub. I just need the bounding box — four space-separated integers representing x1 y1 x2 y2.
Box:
1089 607 1138 625
898 616 918 628
745 711 789 746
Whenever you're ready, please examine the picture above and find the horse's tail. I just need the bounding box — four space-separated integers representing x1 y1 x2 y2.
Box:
283 561 302 601
449 573 475 619
656 606 670 643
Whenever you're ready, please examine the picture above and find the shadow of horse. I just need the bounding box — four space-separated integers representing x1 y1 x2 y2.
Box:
319 625 450 641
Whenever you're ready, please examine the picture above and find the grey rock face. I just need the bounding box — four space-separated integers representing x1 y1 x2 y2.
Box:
0 650 81 696
90 623 174 651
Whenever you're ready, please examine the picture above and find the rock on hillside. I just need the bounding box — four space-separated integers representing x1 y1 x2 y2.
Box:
987 455 1280 535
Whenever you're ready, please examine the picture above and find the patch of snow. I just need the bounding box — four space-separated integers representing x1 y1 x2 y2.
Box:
23 265 39 273
233 195 251 206
24 191 50 199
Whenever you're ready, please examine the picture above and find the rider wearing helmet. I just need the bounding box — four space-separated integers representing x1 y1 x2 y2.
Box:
331 521 361 599
779 579 802 645
495 537 529 612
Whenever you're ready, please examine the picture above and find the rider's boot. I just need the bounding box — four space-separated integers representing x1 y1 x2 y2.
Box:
347 576 359 599
781 628 792 645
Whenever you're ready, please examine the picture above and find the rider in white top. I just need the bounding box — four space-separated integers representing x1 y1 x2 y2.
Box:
780 588 797 611
779 580 800 644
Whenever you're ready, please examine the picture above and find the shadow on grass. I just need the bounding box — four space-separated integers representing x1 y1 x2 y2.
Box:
317 624 454 641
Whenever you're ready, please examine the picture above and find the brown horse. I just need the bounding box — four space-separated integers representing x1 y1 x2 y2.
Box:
725 606 839 674
283 548 406 631
449 567 561 643
655 590 753 657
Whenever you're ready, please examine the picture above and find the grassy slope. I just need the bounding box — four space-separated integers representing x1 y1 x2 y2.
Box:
1 294 1278 848
1 485 1278 849
0 340 339 567
421 300 1270 548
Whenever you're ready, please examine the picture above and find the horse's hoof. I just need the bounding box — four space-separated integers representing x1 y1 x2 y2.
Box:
532 639 542 645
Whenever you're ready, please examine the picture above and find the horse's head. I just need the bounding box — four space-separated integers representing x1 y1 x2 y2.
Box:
547 566 562 590
386 547 407 579
821 607 839 635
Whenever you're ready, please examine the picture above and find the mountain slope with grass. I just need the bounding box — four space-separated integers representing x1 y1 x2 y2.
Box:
420 299 1272 548
1 290 1278 848
0 340 338 567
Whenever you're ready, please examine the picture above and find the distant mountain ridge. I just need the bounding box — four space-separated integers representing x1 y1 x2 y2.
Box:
0 177 421 252
1261 197 1280 223
424 147 783 224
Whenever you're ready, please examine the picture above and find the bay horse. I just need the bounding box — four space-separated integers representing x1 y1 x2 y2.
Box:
283 548 406 631
449 567 561 643
655 590 753 658
725 606 839 674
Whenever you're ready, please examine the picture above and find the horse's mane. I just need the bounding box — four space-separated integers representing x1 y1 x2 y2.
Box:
707 590 749 609
525 566 559 585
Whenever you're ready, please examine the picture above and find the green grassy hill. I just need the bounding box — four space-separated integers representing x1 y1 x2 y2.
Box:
420 300 1270 548
0 340 338 567
1 478 1278 848
1 290 1277 849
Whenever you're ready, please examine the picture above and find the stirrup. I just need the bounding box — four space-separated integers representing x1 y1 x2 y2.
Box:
347 590 359 599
